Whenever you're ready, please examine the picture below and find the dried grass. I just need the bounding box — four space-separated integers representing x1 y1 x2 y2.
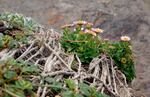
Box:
0 26 136 97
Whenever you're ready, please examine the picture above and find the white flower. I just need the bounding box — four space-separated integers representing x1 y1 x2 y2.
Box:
120 36 131 41
81 27 84 31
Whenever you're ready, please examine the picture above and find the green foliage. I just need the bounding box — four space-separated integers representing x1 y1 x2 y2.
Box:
0 14 135 96
15 80 33 90
0 58 40 97
60 21 135 82
108 41 135 82
79 83 108 97
0 35 19 49
40 78 108 97
60 28 101 64
4 71 17 79
65 79 76 90
60 79 108 97
0 13 39 50
0 12 38 32
98 40 135 82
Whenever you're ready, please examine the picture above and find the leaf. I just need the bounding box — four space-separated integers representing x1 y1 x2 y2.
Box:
8 40 18 49
0 79 4 85
96 93 109 97
22 65 39 73
3 94 12 97
60 29 101 64
15 91 26 97
4 87 16 97
0 38 4 48
4 71 17 79
0 12 38 32
20 36 28 44
45 77 55 84
65 79 76 90
61 91 73 97
74 93 84 97
79 83 90 96
52 82 63 91
15 80 33 90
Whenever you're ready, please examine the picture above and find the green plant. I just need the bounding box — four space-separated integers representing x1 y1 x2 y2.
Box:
0 58 40 97
97 38 135 82
0 13 39 50
60 21 135 82
61 79 108 97
45 78 108 97
108 41 135 82
0 35 19 49
0 12 38 33
60 21 102 64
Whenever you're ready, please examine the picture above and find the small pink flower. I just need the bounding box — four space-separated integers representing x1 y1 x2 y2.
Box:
86 22 93 26
73 20 87 25
85 29 97 36
120 36 131 41
61 24 74 29
91 28 104 33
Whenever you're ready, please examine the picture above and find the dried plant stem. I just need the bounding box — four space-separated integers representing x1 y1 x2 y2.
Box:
42 70 75 77
44 43 72 71
17 40 37 60
1 27 134 97
41 84 48 97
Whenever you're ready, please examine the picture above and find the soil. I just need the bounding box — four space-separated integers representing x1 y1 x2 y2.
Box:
0 0 150 96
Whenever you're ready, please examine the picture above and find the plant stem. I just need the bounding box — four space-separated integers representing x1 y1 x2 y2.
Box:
33 84 66 90
1 88 20 97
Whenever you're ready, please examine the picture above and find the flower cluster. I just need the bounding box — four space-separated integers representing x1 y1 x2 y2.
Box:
60 20 103 64
60 21 135 82
61 20 104 36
